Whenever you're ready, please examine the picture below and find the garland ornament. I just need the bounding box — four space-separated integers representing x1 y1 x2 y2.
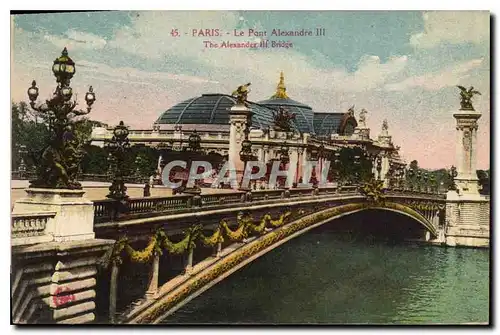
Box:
162 225 201 255
265 212 291 228
360 178 386 204
199 224 224 247
247 214 267 235
113 212 294 264
124 229 164 263
221 219 248 242
110 237 128 266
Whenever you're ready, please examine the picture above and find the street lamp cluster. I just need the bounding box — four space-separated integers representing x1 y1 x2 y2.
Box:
405 168 439 193
26 48 96 190
186 130 203 194
106 121 131 200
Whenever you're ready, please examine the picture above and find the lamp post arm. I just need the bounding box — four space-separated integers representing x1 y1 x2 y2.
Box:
73 108 91 116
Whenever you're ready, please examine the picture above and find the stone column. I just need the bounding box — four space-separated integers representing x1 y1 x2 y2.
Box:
184 247 194 275
300 148 309 183
109 261 119 323
296 148 303 184
145 253 160 299
380 153 391 187
451 109 482 197
287 147 298 188
214 241 222 258
228 105 253 187
444 106 490 247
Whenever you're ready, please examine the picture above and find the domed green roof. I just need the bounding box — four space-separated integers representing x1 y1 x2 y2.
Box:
155 93 276 128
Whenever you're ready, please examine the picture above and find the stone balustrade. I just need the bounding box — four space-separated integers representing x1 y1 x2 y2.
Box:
91 185 371 224
11 212 57 246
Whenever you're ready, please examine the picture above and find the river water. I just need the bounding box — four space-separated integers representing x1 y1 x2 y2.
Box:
162 216 490 325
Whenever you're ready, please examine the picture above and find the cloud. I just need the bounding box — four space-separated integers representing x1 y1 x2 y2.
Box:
77 60 220 85
44 29 108 50
10 12 490 170
108 11 408 94
384 58 484 91
410 11 489 49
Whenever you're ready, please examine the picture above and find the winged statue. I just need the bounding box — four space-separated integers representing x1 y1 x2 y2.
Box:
457 85 481 110
232 82 251 106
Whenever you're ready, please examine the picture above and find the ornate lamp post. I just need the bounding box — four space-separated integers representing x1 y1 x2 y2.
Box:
277 143 290 189
407 168 415 191
106 152 114 179
415 170 422 192
134 155 144 183
188 129 202 153
17 144 28 179
239 127 254 191
333 149 341 188
376 156 382 181
353 154 361 185
309 146 319 188
27 48 95 189
423 172 429 193
185 130 203 195
398 166 406 189
106 121 130 200
429 174 437 193
449 165 458 191
386 161 395 189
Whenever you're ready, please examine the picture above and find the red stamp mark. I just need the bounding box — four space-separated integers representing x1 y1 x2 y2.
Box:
52 287 76 307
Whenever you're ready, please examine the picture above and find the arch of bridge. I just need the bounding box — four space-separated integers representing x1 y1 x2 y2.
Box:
123 199 438 324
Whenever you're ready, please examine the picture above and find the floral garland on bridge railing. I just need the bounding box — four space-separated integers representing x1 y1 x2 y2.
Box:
220 219 249 242
199 225 224 247
266 212 291 228
124 230 164 263
246 214 267 235
161 228 193 255
108 211 293 265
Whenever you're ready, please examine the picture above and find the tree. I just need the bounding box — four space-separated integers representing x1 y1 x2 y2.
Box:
477 169 490 195
11 101 50 171
12 100 111 178
332 147 373 184
130 145 159 180
409 160 419 171
80 145 108 175
73 118 108 147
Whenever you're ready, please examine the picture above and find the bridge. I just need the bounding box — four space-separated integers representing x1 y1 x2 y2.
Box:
11 183 458 324
10 48 490 325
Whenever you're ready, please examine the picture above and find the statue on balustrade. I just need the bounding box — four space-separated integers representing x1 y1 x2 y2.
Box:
232 82 252 105
457 85 481 111
359 108 368 128
382 119 388 132
272 106 296 132
32 114 88 190
348 105 355 116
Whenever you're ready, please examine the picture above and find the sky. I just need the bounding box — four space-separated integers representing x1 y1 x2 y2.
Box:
10 10 490 169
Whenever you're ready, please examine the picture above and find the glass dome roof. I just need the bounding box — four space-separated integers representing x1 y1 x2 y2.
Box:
155 93 277 129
